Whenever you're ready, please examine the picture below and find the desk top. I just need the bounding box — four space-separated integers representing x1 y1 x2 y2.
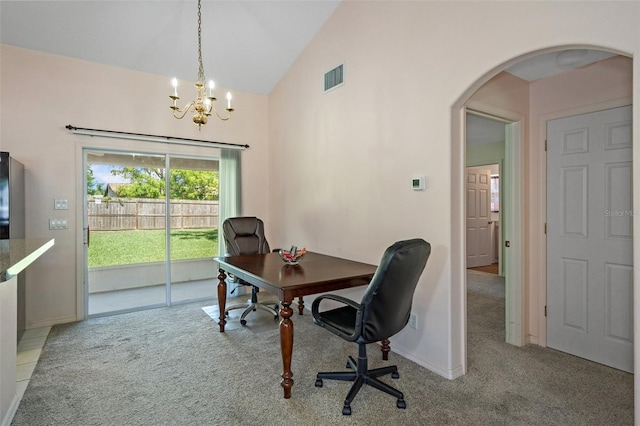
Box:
0 238 55 281
216 251 377 300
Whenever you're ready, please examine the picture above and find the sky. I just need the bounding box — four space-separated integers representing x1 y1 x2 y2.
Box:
91 164 129 185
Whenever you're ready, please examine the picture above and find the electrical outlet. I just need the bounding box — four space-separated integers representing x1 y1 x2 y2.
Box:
409 312 418 329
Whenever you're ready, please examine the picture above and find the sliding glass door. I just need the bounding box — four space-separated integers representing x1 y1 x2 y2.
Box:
84 149 219 316
169 156 219 304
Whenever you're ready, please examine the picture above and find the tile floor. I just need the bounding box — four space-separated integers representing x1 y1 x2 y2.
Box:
15 326 51 403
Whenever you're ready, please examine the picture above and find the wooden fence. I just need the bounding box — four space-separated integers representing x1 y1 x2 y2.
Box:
88 198 219 230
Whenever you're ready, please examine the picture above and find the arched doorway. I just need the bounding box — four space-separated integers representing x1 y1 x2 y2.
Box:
452 46 634 373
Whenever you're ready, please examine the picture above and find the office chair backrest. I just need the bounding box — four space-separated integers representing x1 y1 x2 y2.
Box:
359 238 431 342
222 217 271 256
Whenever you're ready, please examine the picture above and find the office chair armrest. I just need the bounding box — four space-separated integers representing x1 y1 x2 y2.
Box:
312 294 360 311
311 294 362 342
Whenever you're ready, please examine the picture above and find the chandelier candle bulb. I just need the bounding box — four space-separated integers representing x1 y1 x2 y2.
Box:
171 78 178 97
208 80 215 98
227 92 232 109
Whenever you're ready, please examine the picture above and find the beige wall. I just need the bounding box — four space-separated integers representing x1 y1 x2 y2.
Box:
466 141 506 168
469 71 530 116
0 44 270 326
269 0 639 381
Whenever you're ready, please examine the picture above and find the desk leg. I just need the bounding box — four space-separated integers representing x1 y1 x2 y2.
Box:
381 339 390 360
297 296 304 315
217 269 227 332
279 300 294 398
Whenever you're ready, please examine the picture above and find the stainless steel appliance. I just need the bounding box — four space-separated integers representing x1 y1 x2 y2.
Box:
0 152 25 239
0 151 26 342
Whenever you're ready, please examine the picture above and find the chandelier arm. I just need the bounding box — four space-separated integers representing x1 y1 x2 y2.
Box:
210 107 233 121
171 100 196 119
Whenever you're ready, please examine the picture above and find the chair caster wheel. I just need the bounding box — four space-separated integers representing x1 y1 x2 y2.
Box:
342 405 351 415
274 315 279 321
397 399 406 409
240 319 247 326
274 304 279 312
392 371 400 379
315 378 323 387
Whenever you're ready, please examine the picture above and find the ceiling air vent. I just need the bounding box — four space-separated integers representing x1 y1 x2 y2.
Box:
324 63 344 93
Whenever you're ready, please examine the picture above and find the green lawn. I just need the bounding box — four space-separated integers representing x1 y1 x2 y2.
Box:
88 228 218 268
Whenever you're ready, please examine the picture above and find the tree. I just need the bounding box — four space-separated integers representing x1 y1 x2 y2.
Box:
110 166 219 200
110 167 165 198
86 165 105 195
170 169 219 200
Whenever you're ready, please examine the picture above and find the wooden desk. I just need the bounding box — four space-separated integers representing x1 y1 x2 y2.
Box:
216 251 377 399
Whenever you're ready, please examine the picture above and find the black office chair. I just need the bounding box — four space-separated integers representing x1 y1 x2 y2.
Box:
312 238 431 415
222 217 279 325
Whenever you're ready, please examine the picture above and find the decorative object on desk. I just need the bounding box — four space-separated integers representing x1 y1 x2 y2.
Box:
279 246 306 265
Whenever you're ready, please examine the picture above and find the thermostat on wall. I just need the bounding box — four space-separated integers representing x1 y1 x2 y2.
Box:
411 176 425 191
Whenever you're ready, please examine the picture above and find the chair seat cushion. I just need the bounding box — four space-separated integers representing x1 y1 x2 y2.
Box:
317 305 357 337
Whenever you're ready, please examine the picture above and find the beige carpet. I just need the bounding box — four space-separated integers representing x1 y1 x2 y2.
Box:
11 280 633 425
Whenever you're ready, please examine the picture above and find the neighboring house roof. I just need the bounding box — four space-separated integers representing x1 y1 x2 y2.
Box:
104 183 124 198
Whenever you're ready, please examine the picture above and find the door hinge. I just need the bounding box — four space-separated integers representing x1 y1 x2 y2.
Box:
544 223 547 234
544 305 547 317
505 240 510 247
545 139 547 151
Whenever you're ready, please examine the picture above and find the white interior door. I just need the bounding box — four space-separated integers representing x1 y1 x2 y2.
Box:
466 167 492 268
546 105 633 372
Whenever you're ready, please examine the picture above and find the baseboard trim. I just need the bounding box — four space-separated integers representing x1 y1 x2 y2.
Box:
390 343 463 380
26 315 77 330
1 392 21 426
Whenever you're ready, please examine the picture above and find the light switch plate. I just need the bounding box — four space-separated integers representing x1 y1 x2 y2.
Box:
54 199 68 210
49 219 68 230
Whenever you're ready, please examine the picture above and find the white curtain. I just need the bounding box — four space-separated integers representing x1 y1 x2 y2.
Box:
219 148 242 257
219 149 243 297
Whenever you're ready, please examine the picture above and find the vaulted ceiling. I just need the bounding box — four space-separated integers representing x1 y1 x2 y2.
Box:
0 1 341 95
1 1 617 96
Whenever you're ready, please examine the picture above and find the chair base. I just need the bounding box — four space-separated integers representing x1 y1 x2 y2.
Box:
225 301 279 325
314 345 405 415
224 285 279 325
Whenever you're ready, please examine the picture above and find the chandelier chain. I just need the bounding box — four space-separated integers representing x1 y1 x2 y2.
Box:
197 0 205 84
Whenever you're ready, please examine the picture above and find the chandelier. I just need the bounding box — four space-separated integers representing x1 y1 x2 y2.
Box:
169 0 234 130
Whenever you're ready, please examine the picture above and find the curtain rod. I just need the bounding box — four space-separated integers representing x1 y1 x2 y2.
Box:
66 125 249 150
